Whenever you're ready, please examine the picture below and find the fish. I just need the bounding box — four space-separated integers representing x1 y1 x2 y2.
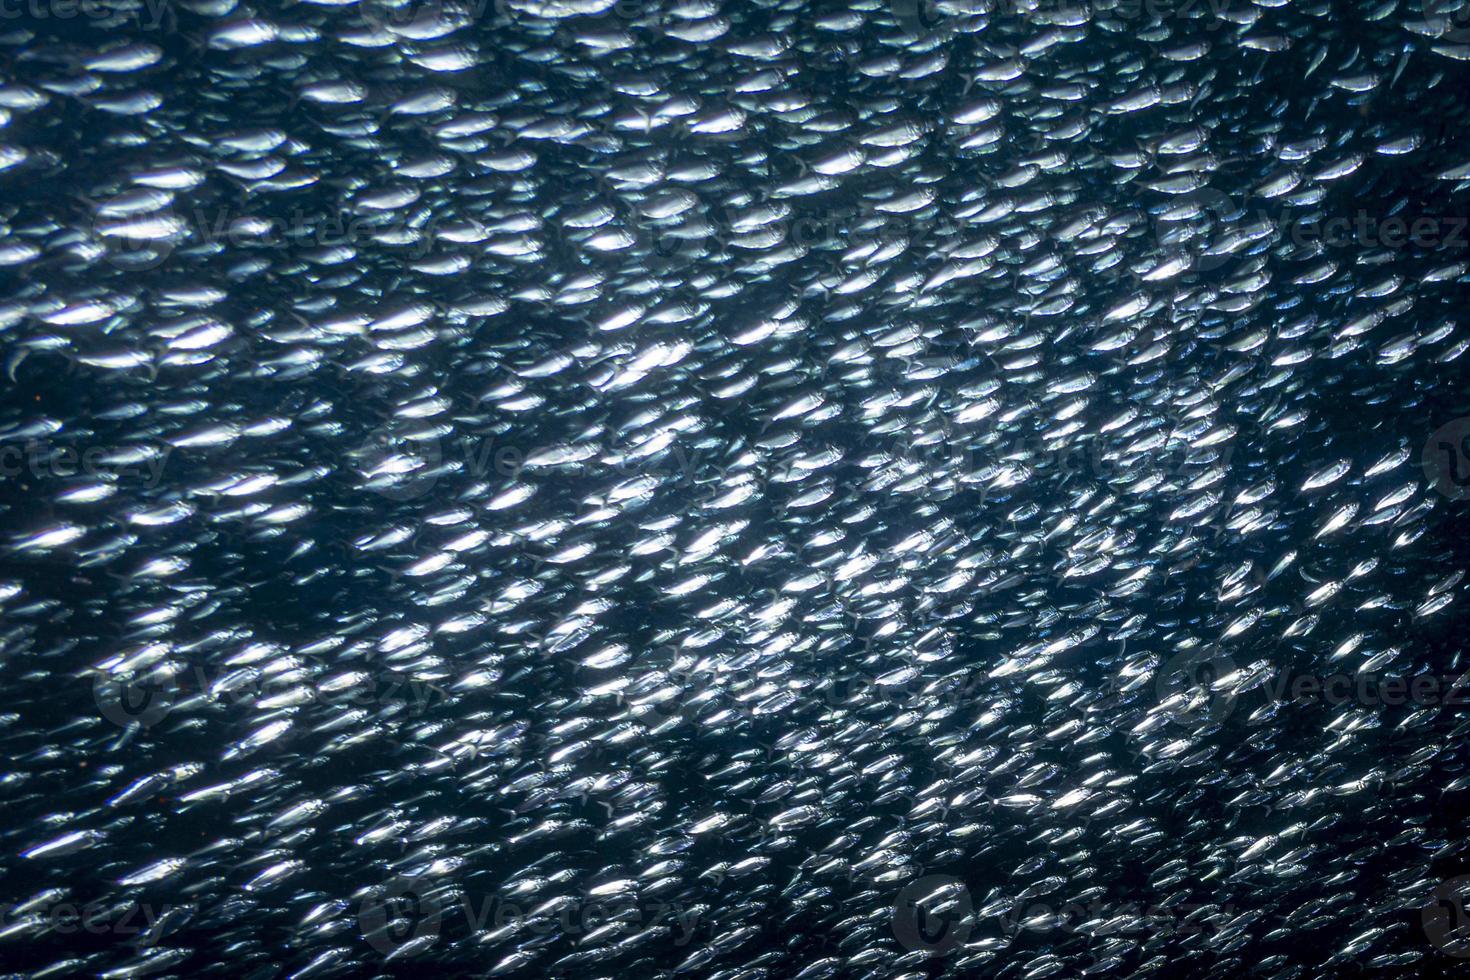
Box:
0 1 1464 978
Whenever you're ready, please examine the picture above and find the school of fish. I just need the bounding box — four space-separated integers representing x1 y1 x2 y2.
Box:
1 0 1469 977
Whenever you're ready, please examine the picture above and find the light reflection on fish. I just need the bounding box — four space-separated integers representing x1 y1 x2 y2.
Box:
0 0 1466 978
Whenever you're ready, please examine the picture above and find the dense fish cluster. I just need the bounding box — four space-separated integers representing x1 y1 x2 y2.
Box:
2 0 1470 976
